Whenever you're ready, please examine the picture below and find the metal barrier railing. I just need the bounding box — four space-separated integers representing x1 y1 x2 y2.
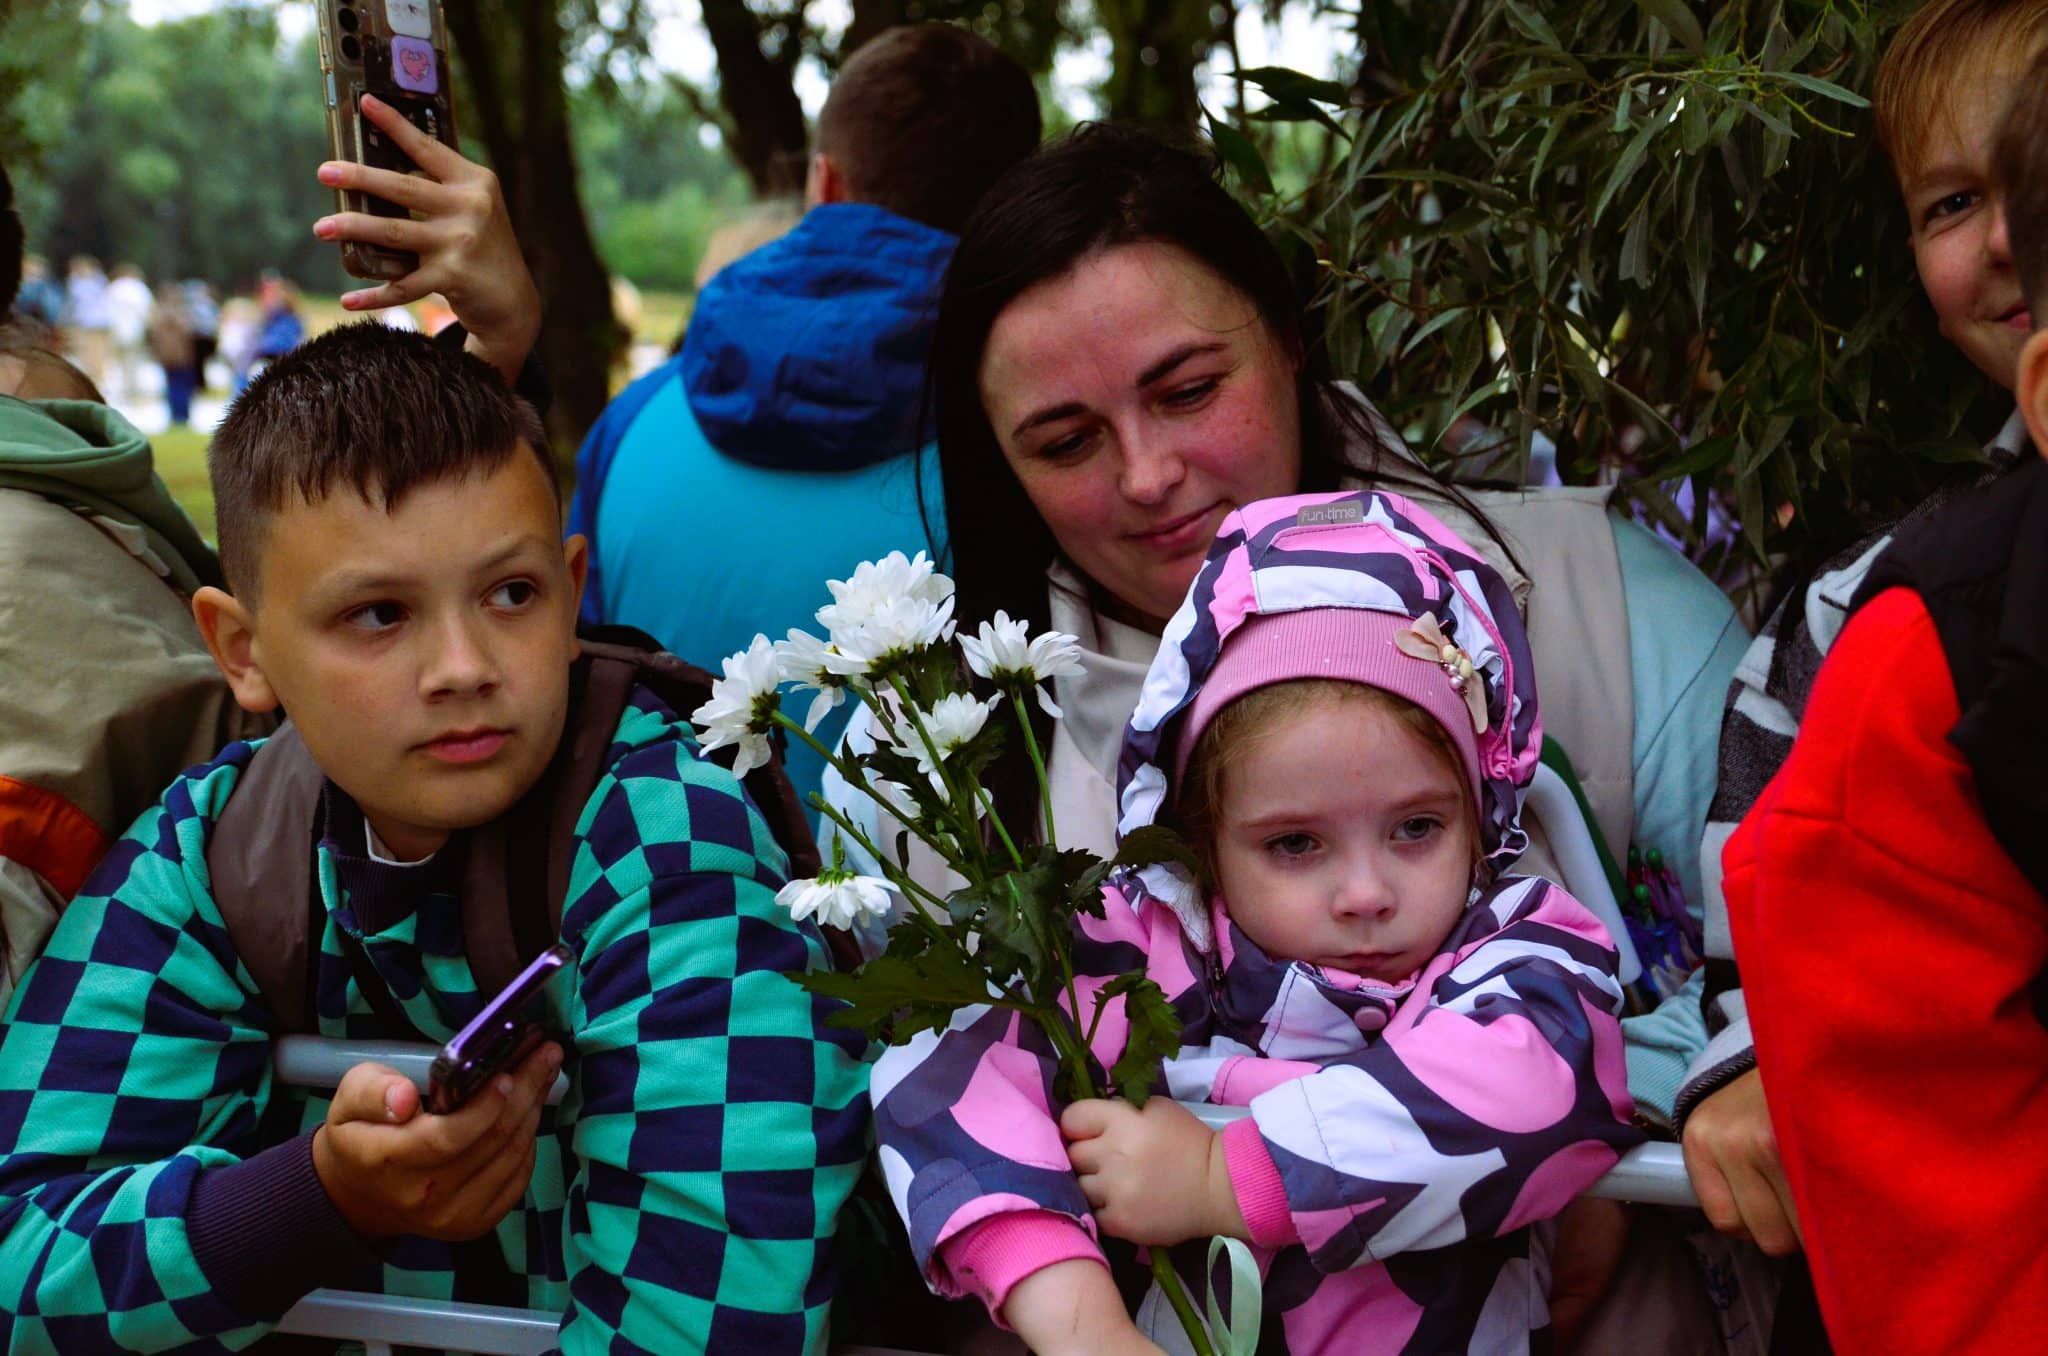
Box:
271 1036 1696 1352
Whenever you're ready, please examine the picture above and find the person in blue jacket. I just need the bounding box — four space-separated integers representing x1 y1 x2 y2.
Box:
569 22 1041 811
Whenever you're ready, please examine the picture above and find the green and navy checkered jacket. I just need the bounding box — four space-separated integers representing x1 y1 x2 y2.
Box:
0 686 871 1353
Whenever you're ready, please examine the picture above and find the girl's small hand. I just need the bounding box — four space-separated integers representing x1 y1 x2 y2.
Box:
313 93 541 388
1062 1097 1247 1245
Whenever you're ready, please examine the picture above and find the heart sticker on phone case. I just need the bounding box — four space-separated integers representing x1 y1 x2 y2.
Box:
390 35 438 95
385 0 432 39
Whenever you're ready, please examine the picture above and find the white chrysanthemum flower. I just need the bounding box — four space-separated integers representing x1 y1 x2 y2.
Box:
774 869 896 931
825 593 957 676
959 611 1086 716
774 628 848 732
690 635 781 777
892 692 994 783
817 550 955 638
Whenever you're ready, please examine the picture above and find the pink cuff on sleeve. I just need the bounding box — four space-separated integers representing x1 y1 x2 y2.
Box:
1223 1116 1300 1249
936 1210 1107 1324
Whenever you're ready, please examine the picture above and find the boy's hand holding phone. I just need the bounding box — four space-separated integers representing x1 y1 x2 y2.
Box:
313 94 540 388
311 1039 560 1242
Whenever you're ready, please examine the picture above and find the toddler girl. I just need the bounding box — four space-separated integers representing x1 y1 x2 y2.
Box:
871 490 1642 1354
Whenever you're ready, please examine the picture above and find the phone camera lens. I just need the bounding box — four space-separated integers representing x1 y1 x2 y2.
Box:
340 33 362 62
337 6 358 31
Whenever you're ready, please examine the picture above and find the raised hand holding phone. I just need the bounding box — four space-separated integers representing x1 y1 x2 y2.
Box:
312 94 541 387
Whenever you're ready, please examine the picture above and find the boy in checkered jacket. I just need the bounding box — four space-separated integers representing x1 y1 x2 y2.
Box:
0 322 869 1353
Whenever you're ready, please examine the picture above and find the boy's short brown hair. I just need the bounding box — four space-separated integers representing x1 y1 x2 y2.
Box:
209 322 549 599
1992 46 2048 317
815 23 1040 235
1875 0 2048 180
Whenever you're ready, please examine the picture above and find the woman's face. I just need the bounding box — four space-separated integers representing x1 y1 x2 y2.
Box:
978 241 1303 629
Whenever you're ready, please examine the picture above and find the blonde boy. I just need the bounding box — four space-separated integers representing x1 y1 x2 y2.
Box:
1683 0 2046 1264
1723 48 2048 1351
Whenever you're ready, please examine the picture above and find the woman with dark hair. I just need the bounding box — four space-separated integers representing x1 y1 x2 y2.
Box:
841 123 1740 935
826 123 1753 1346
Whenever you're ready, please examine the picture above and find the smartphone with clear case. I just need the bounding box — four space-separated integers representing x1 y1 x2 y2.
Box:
315 0 460 280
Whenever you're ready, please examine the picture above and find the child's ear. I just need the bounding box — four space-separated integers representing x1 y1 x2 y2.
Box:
192 586 281 714
806 152 848 208
562 533 589 613
2021 329 2048 462
562 534 589 656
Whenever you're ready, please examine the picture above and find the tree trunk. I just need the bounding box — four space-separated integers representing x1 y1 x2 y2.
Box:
445 0 623 456
1098 0 1209 129
698 0 810 196
841 0 903 61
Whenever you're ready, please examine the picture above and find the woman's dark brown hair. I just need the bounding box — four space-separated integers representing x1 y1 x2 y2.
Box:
925 122 1508 839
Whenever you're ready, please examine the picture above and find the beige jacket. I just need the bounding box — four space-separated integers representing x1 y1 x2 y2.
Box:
0 401 270 1007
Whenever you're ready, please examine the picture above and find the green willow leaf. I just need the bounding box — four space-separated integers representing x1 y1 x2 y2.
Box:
1633 0 1705 53
1208 114 1275 195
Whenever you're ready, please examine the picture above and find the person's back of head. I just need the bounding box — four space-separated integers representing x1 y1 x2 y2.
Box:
813 22 1040 234
209 321 549 600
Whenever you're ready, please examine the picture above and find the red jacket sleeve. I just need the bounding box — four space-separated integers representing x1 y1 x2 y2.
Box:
1724 587 2048 1354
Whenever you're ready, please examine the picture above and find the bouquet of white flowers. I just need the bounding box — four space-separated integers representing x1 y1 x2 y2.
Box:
694 550 1242 1355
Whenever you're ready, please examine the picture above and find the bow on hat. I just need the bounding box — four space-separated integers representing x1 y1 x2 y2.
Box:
1393 614 1489 735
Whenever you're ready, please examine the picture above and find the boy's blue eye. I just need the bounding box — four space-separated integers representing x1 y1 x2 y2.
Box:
489 579 538 608
345 601 405 632
1393 816 1441 843
1926 190 1978 224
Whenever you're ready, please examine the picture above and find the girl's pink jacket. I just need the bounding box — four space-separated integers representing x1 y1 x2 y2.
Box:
873 492 1642 1352
871 874 1640 1354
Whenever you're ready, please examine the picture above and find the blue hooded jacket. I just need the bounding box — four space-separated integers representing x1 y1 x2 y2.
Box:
569 203 951 811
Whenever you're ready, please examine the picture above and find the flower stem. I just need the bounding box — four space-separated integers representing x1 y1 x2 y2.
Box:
1009 691 1058 846
973 783 1026 870
1150 1252 1214 1356
900 700 999 873
772 709 954 865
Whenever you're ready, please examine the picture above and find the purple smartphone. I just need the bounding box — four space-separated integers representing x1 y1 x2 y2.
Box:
426 942 572 1114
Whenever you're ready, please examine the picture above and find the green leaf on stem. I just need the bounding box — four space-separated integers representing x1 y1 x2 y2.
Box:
1113 824 1210 885
796 942 996 1044
1209 114 1276 195
1107 975 1181 1107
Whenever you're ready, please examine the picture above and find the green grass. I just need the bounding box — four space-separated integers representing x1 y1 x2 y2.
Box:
148 290 689 541
152 425 215 542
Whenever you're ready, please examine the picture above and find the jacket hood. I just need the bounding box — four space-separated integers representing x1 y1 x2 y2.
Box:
681 202 956 472
1113 490 1542 950
0 394 220 594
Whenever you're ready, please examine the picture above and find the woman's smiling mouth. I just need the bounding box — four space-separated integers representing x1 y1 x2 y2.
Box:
1130 502 1224 554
